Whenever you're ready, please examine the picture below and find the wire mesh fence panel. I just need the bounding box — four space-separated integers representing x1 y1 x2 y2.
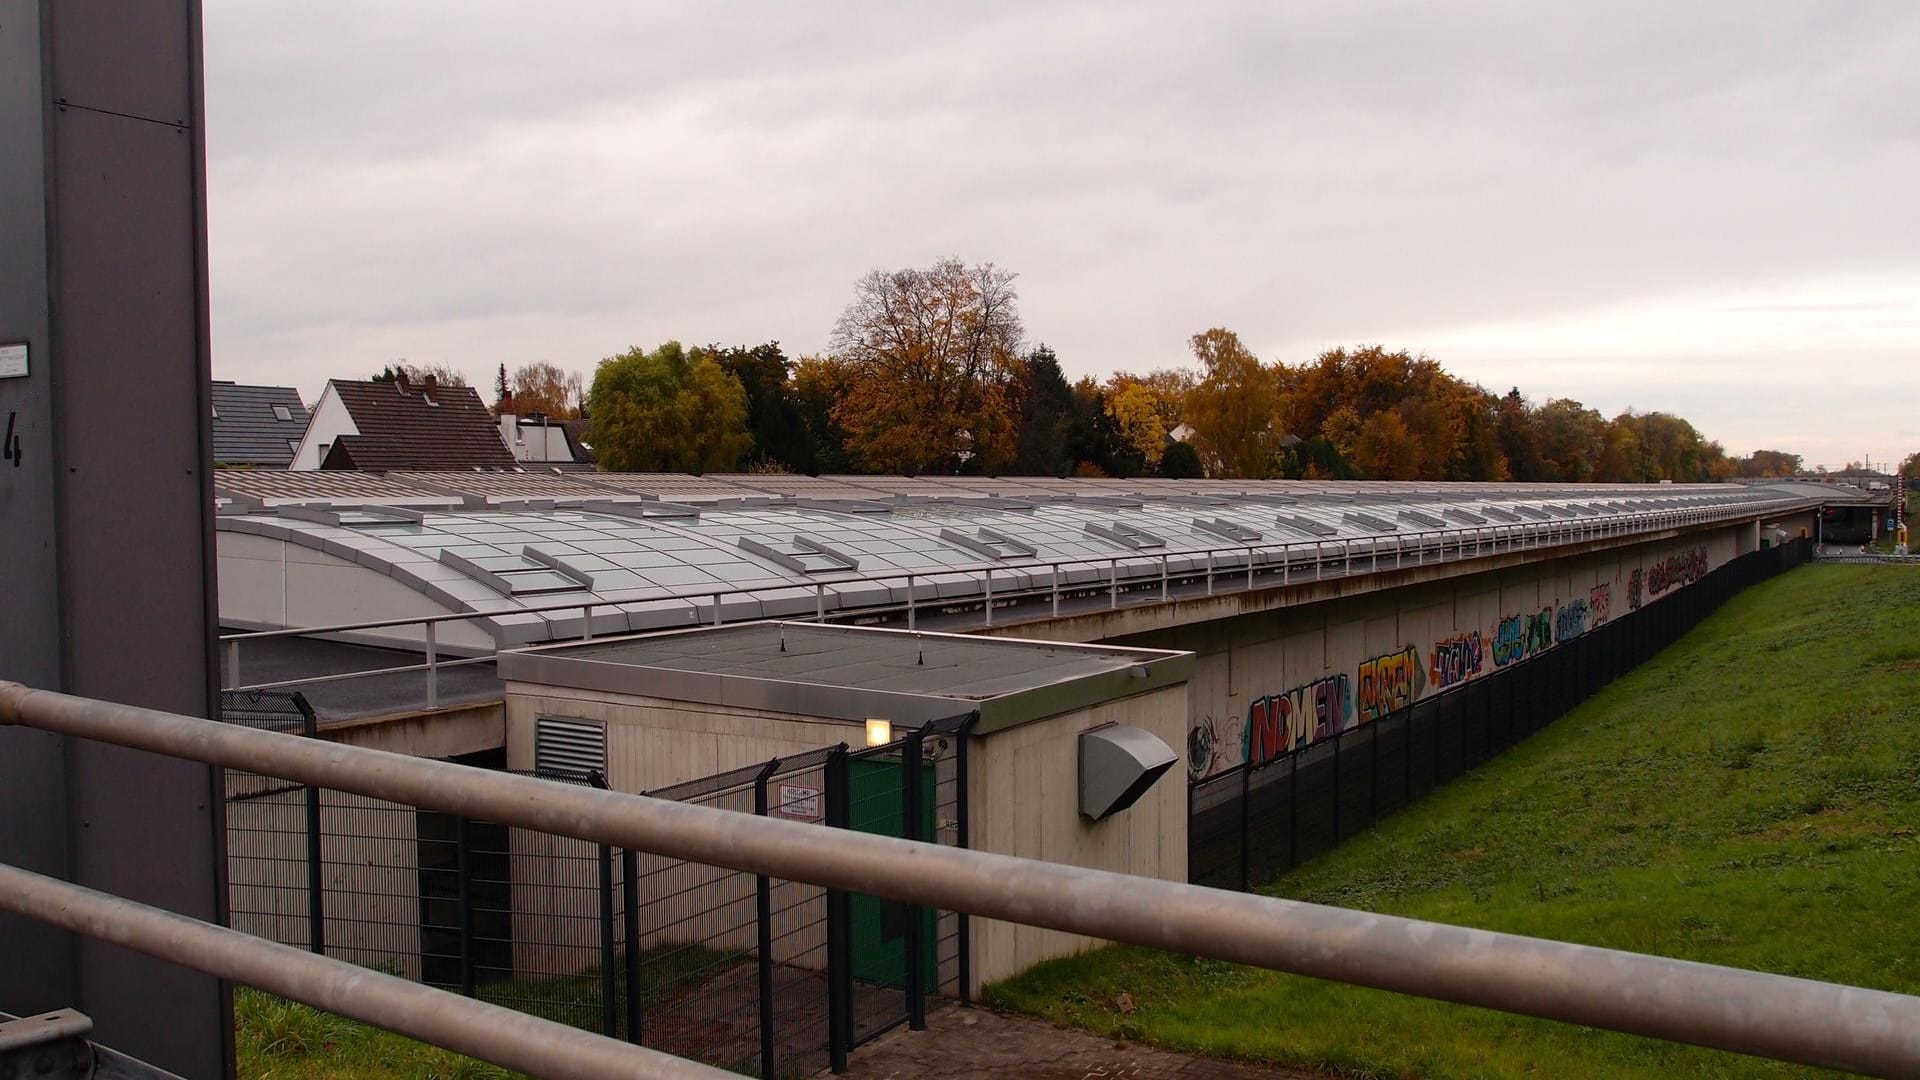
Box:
1372 712 1408 820
1187 539 1813 888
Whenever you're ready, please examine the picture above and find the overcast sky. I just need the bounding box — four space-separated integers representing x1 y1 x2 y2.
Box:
204 1 1919 469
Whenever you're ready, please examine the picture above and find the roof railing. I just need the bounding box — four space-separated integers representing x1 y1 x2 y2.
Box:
0 682 1914 1079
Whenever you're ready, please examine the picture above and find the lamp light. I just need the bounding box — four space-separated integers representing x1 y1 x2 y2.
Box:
864 718 892 747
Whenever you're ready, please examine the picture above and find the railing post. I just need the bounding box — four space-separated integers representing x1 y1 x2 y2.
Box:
954 716 974 1006
1281 545 1289 586
754 759 782 1077
599 838 616 1037
1344 539 1351 575
622 848 641 1044
302 698 324 957
1396 535 1402 569
712 591 723 626
581 603 594 642
816 583 826 623
1245 546 1254 590
1239 765 1251 892
425 623 438 709
1160 554 1168 601
983 569 993 627
824 745 851 1073
456 815 475 997
906 574 916 631
903 729 928 1030
1205 551 1214 595
1109 558 1119 609
227 639 240 691
1050 564 1061 617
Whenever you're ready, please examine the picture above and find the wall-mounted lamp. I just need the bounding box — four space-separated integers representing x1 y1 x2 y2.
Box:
865 718 892 747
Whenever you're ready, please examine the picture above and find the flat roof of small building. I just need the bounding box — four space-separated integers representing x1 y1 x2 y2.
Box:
497 622 1192 733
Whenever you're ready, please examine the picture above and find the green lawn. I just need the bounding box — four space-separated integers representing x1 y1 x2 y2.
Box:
989 564 1920 1078
236 944 743 1078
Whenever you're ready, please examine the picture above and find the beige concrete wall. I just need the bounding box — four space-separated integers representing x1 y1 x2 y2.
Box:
1129 526 1749 780
502 683 863 793
967 684 1190 990
320 700 505 759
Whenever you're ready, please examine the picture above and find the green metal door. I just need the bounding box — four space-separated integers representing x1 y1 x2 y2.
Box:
847 755 937 990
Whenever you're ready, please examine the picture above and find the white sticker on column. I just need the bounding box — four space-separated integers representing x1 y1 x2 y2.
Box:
0 343 26 378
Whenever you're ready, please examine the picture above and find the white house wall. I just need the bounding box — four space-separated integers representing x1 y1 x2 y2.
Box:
287 384 358 471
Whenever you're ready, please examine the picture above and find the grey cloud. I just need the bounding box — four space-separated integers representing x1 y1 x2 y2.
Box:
203 1 1920 465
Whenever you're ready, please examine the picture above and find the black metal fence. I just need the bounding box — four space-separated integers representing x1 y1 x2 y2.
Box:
1191 538 1814 891
220 698 972 1077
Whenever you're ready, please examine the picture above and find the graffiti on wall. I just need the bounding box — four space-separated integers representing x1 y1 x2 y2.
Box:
1627 568 1644 611
1429 631 1485 690
1493 608 1553 666
1555 598 1590 643
1647 547 1707 596
1589 582 1612 626
1186 713 1236 780
1244 675 1353 768
1357 647 1422 723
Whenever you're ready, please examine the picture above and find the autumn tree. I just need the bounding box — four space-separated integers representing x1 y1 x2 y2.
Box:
509 361 585 418
1535 399 1607 481
827 258 1023 474
1182 328 1284 478
1737 449 1803 477
790 356 857 474
1105 381 1168 468
587 341 751 473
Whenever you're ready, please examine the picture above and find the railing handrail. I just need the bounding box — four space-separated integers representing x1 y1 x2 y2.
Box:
2 680 1912 1079
218 497 1802 643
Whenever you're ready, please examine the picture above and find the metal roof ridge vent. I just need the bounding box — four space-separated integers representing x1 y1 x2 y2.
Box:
1084 519 1166 549
1480 505 1522 522
1273 513 1338 538
1442 507 1489 525
521 546 596 589
1398 508 1446 528
584 498 700 520
793 498 891 513
274 504 342 526
738 534 860 574
438 548 591 597
1192 517 1262 543
345 504 426 525
1076 495 1147 509
1514 505 1553 520
939 527 1038 561
1342 510 1398 533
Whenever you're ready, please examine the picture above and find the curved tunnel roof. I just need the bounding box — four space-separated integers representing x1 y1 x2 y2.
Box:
216 471 1825 646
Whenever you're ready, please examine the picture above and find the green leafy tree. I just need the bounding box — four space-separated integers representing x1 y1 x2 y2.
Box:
1182 328 1283 478
1158 438 1202 479
587 341 751 473
1010 346 1076 475
710 341 815 473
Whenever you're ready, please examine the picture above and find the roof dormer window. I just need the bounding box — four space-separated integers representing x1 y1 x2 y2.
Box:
271 404 292 421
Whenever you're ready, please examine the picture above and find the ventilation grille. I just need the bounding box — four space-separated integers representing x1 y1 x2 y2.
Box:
534 716 607 781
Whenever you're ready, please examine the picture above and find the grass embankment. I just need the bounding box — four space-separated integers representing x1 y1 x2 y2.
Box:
237 945 741 1078
989 565 1920 1078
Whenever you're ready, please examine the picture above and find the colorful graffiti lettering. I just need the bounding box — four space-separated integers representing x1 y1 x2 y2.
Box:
1555 598 1589 642
1429 631 1484 689
1589 582 1612 626
1627 568 1644 611
1244 675 1352 767
1493 608 1553 666
1647 547 1707 596
1356 647 1421 723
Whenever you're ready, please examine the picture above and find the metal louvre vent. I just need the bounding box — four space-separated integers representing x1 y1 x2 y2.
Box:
533 716 607 780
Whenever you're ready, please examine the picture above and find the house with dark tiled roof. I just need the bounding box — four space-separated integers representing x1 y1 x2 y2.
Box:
210 381 310 468
288 372 515 471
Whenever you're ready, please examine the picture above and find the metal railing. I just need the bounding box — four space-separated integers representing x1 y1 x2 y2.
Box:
0 861 729 1080
220 495 1810 703
3 680 1916 1078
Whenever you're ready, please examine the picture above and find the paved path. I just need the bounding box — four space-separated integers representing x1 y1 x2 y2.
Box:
832 1004 1318 1079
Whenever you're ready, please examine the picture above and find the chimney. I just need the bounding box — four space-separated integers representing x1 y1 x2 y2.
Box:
498 388 515 416
422 373 439 398
395 369 411 394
